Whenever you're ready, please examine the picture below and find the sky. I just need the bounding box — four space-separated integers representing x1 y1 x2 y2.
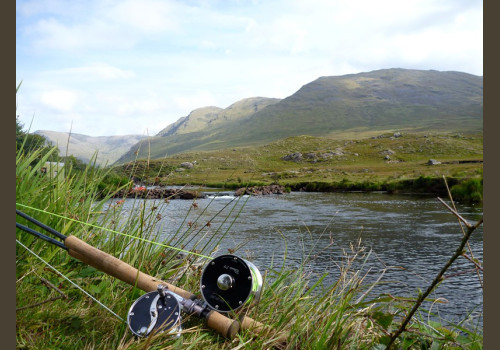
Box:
16 0 483 137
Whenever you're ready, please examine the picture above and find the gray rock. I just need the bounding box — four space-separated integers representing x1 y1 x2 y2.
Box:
282 152 303 162
427 159 441 165
235 185 286 196
180 162 194 169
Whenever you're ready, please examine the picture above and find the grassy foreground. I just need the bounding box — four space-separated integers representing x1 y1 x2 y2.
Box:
115 131 483 203
16 144 483 349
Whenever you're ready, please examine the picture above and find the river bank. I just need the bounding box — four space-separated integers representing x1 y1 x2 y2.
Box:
113 185 207 200
130 174 482 204
113 133 483 203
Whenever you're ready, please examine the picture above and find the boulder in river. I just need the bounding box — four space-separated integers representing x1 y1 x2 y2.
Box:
235 185 286 196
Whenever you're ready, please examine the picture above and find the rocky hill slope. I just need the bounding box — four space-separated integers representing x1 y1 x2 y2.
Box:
116 68 482 164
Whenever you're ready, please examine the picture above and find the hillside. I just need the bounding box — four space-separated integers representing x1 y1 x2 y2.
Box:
233 69 483 141
115 69 482 164
157 97 281 137
113 132 483 198
34 130 147 166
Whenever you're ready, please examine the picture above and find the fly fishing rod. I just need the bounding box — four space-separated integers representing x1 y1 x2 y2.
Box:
16 209 280 341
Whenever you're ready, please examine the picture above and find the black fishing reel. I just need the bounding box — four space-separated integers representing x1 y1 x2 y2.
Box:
200 255 263 312
127 285 182 338
127 254 262 338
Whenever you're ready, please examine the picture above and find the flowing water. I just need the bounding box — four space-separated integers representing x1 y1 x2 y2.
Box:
114 191 483 330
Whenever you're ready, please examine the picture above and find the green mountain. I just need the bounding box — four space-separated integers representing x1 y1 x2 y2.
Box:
115 68 483 164
34 130 148 166
157 97 281 136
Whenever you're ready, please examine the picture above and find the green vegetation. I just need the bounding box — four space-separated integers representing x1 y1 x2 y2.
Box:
16 116 58 163
114 132 483 203
16 128 483 349
450 177 483 204
117 69 482 163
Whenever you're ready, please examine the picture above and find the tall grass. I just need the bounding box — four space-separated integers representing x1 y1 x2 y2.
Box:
16 143 483 349
450 177 483 204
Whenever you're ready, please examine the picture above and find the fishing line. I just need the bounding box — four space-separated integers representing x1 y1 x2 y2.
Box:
199 194 250 256
16 202 212 260
166 195 244 282
16 239 126 323
173 194 240 253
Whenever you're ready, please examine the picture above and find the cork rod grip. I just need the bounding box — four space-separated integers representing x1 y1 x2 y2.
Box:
65 235 193 299
206 310 240 339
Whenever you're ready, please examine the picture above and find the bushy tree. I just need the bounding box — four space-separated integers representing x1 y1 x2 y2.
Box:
16 116 23 137
60 155 87 171
16 117 53 155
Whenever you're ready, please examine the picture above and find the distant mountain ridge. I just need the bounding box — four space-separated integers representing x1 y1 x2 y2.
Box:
34 130 147 166
115 68 482 164
157 97 281 137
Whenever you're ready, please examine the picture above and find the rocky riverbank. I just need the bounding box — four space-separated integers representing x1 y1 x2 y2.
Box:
234 184 287 196
114 186 206 200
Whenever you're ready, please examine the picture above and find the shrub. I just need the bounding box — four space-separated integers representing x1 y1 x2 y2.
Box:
451 177 483 204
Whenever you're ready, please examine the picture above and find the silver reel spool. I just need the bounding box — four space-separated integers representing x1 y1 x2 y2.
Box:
127 287 182 338
200 254 263 312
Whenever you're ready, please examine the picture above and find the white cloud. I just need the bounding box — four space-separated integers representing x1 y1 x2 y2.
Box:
29 17 139 51
201 40 217 50
39 89 78 112
42 63 135 81
17 0 88 17
107 0 181 33
172 91 218 111
106 95 164 117
16 0 483 137
21 0 182 52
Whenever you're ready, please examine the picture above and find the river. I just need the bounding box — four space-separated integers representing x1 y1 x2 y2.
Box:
114 191 483 331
